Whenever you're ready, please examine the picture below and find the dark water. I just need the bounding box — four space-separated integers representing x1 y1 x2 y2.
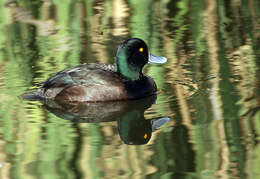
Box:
0 0 260 178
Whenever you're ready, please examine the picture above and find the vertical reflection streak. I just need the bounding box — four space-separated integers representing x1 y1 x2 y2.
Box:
112 0 129 37
203 0 229 177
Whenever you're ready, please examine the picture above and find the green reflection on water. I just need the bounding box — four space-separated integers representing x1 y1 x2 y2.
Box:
0 0 260 178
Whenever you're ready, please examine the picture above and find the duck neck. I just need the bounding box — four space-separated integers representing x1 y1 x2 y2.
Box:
115 56 142 81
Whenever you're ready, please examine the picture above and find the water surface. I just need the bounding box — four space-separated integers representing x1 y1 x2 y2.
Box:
0 0 260 178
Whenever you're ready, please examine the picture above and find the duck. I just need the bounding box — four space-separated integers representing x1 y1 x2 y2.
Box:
21 38 167 102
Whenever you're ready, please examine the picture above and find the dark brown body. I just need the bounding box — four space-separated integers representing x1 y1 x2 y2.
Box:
22 63 157 102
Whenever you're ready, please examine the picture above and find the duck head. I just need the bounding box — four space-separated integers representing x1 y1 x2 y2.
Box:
115 38 167 80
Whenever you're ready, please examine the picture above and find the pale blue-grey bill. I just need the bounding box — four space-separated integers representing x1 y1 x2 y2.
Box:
148 53 167 64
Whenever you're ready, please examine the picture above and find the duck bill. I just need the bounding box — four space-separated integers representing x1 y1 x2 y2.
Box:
148 53 167 64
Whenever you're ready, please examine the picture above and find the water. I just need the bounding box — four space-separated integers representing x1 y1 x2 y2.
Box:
0 0 260 178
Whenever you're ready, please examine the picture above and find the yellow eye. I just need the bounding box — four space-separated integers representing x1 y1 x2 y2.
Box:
144 133 148 139
139 48 144 52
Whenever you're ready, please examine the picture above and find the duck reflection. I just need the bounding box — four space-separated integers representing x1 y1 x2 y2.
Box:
42 95 170 145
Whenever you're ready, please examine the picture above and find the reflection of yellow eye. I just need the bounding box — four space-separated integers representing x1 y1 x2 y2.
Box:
139 48 143 52
144 133 148 139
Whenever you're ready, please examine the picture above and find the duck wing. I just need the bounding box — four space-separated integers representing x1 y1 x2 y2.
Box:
42 63 116 90
41 63 128 101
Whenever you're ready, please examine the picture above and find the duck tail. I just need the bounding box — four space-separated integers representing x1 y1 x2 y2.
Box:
21 89 44 101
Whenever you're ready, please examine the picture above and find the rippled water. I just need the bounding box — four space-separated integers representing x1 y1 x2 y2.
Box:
0 0 260 178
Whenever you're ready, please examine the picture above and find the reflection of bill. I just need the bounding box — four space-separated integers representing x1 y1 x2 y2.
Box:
38 94 170 145
151 117 170 131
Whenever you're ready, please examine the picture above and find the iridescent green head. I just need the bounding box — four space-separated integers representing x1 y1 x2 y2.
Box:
115 38 167 80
